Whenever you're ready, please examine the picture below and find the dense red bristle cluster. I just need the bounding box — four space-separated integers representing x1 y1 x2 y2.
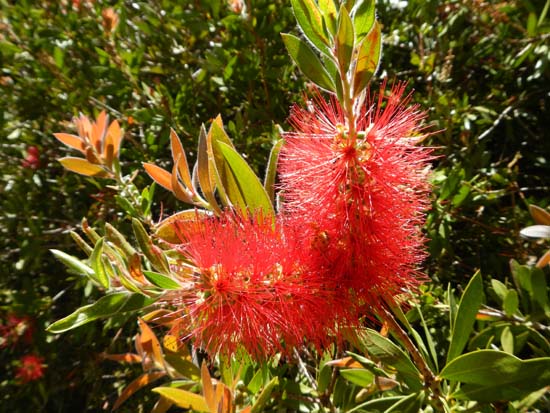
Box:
279 82 432 306
172 213 353 358
169 82 431 358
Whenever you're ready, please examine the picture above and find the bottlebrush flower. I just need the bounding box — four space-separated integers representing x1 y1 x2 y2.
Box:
15 354 45 384
22 146 40 170
1 314 34 348
168 212 352 358
278 82 432 308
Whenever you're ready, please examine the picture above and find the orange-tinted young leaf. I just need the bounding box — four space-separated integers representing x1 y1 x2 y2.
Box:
536 249 550 268
112 371 166 410
171 159 195 204
59 157 109 177
530 204 550 225
85 147 101 164
101 352 143 363
76 113 92 142
143 163 173 191
326 357 363 368
155 209 209 243
352 20 382 98
92 110 108 152
220 385 234 413
129 253 147 284
103 132 115 168
240 408 252 413
201 361 216 412
142 309 179 324
53 133 86 153
170 129 193 190
138 318 166 370
106 119 123 157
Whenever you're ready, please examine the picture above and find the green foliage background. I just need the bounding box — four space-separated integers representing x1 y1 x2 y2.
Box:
1 0 549 411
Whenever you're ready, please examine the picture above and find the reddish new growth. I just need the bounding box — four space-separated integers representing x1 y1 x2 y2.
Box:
16 354 45 384
279 82 432 308
170 213 352 358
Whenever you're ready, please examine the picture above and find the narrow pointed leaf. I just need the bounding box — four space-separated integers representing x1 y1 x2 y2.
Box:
201 361 216 412
143 163 173 192
213 141 274 217
151 388 209 412
143 271 181 290
447 271 484 363
47 292 158 333
51 249 95 277
264 139 283 205
358 329 422 391
318 0 337 36
53 133 85 153
290 0 330 55
105 223 137 257
440 350 550 402
353 0 376 39
138 318 166 369
170 128 193 190
59 157 109 177
282 33 336 92
106 119 123 158
352 21 381 97
171 158 194 203
250 377 279 413
336 5 354 73
113 371 166 410
197 124 221 213
132 218 170 274
90 238 110 289
520 225 550 240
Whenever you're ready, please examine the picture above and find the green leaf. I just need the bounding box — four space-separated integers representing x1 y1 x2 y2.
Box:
47 292 158 333
501 326 514 354
348 396 407 413
358 329 422 391
336 5 354 74
212 141 274 217
164 354 200 380
318 0 337 36
353 0 376 40
290 0 330 55
151 387 208 411
440 350 550 402
251 377 279 413
143 271 181 290
90 238 109 289
447 271 484 363
132 218 170 274
264 139 283 206
282 33 336 92
352 20 381 98
51 249 95 278
340 369 374 387
385 391 424 413
503 289 519 316
197 124 221 214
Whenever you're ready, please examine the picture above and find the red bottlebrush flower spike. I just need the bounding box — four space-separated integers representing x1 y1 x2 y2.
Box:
16 354 45 384
168 212 352 358
279 82 432 308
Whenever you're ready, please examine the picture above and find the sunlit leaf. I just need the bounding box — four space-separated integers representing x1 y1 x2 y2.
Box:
340 369 374 387
50 249 95 277
170 128 193 190
352 20 381 97
47 292 158 333
59 157 109 177
143 271 181 290
155 209 209 243
101 352 142 363
152 387 209 411
353 0 375 39
336 5 354 73
143 163 172 192
447 271 483 363
53 133 85 153
520 225 550 240
213 140 275 217
282 33 336 92
264 139 283 205
290 0 330 55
